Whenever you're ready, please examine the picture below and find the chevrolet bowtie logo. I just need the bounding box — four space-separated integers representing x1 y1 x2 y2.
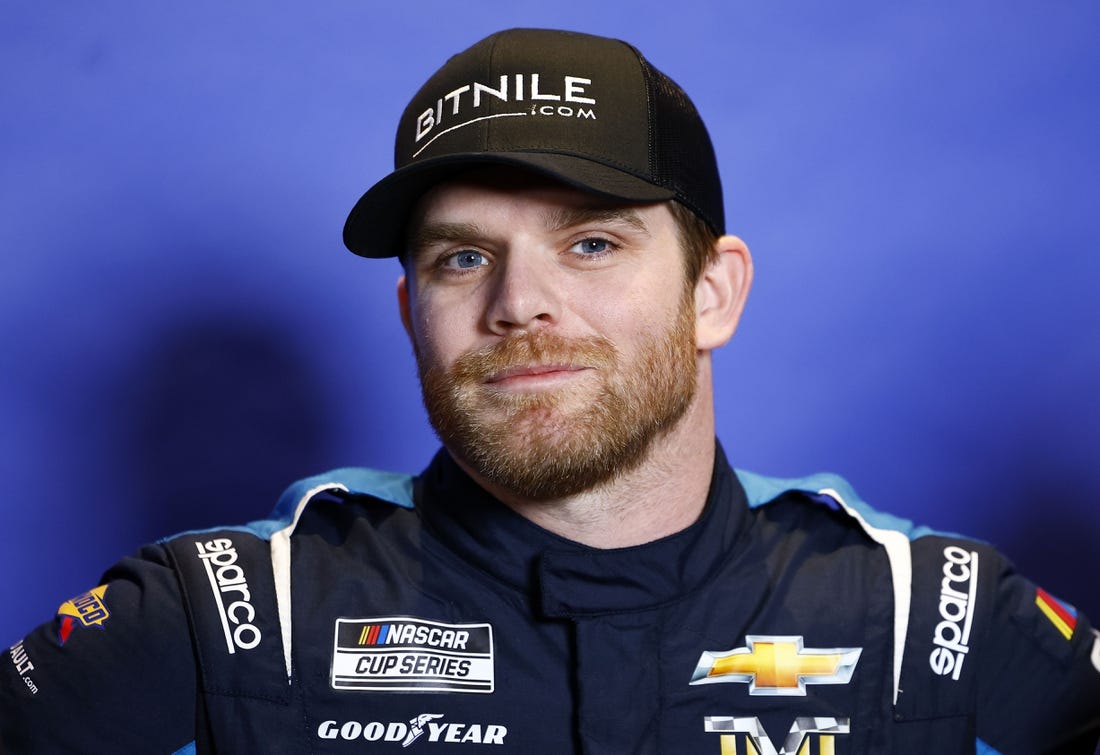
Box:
690 635 862 696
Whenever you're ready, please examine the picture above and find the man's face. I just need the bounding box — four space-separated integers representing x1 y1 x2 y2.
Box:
400 168 701 500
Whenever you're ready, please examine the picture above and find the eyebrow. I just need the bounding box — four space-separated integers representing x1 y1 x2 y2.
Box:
406 221 483 256
542 206 650 235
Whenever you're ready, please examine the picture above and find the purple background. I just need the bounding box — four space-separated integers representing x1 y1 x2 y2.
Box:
3 2 1098 646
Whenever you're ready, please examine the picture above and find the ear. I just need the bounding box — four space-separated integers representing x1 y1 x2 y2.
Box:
397 274 415 341
694 235 754 351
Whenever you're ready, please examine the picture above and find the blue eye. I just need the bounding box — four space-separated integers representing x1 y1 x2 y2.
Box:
445 250 488 269
573 238 612 255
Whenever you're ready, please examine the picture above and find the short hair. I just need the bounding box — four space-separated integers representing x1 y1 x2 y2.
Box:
669 200 721 287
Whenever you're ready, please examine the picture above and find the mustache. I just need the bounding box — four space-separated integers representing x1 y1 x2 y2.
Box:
449 331 618 383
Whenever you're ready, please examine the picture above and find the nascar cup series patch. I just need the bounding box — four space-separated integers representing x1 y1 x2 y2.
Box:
331 617 494 693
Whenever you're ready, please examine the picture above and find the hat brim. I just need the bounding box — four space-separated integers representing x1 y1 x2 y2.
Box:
342 152 676 259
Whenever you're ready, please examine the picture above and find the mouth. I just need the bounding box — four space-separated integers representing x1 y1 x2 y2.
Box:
484 363 591 387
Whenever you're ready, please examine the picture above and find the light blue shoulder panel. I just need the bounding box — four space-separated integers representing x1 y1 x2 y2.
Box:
271 467 415 518
162 467 416 544
734 468 950 541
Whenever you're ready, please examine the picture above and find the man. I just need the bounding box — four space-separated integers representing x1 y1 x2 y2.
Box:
2 28 1098 755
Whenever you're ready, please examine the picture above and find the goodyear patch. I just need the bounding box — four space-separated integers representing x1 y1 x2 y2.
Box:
331 617 494 693
57 585 110 644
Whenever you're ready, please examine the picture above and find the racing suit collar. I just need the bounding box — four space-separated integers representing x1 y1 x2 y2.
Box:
415 440 752 617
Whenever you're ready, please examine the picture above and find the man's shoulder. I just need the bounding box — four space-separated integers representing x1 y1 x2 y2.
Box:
733 466 1010 591
151 465 422 641
733 467 1026 573
157 466 418 550
735 467 958 543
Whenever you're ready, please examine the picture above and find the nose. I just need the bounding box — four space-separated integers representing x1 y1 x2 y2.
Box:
484 252 562 335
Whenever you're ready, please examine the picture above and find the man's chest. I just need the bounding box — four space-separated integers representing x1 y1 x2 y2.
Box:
280 537 897 754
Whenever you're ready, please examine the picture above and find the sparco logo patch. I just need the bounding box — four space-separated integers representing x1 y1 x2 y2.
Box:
195 538 261 653
318 714 507 746
332 617 494 693
929 545 978 680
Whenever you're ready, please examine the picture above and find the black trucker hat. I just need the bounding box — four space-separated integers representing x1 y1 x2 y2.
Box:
343 28 724 258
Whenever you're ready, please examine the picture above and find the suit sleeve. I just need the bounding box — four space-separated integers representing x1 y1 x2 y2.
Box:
0 544 197 754
973 551 1100 754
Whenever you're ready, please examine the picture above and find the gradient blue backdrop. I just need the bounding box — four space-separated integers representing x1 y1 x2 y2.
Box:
3 2 1098 647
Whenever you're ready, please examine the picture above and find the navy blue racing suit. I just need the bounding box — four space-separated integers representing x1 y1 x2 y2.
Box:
3 444 1099 753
